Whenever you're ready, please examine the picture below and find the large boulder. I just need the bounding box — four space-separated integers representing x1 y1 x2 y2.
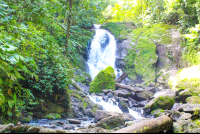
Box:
95 115 125 129
94 110 134 122
173 119 198 133
132 90 154 101
175 89 192 103
143 94 175 113
0 123 15 133
89 66 116 93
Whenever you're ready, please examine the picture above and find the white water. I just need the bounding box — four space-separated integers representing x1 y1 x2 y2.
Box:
87 24 120 80
87 24 143 119
89 95 143 119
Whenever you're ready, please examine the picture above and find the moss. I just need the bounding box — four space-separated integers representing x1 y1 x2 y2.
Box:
45 113 61 119
89 66 116 93
101 22 135 39
151 109 165 117
186 96 200 104
152 96 175 111
125 23 176 83
168 65 200 92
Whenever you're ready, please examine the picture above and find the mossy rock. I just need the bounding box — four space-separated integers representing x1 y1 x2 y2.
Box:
143 95 175 113
89 66 116 93
168 65 200 94
151 109 165 117
186 96 200 104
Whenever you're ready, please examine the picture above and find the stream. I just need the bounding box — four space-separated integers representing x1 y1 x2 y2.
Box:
24 24 143 131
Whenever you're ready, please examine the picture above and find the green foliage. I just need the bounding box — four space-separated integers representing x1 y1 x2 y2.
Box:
101 22 135 39
0 0 112 122
186 96 200 104
89 66 116 93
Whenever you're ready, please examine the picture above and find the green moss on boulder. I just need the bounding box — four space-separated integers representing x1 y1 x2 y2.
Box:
89 66 116 93
186 96 200 104
143 95 175 113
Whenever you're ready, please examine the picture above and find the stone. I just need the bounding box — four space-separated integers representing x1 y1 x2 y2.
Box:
39 128 57 133
95 115 125 129
144 87 156 93
94 110 134 122
89 66 116 93
143 94 175 114
102 89 113 95
180 113 192 120
11 125 30 133
133 90 154 101
113 89 131 98
0 123 15 133
67 119 81 124
76 126 112 133
173 119 198 133
125 121 134 127
175 89 192 103
63 124 76 130
56 130 72 133
118 100 129 113
27 126 40 133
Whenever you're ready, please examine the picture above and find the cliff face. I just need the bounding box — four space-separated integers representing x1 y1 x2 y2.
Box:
111 23 185 88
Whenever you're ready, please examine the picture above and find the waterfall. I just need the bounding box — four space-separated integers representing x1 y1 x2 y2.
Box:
87 24 143 119
87 24 121 80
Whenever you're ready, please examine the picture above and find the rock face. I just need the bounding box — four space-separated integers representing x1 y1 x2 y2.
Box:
95 115 125 129
89 66 116 93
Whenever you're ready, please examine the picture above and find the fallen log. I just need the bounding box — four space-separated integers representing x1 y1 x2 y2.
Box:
113 115 173 133
116 70 133 83
71 79 84 92
116 83 143 93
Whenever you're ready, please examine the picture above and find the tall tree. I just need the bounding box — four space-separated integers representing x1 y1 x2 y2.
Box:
65 0 73 55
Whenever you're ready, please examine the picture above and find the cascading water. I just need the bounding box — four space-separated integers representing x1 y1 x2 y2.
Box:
87 24 143 119
87 24 122 80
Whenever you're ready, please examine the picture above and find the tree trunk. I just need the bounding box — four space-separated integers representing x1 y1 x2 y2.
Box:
65 0 73 55
113 115 173 133
116 83 143 93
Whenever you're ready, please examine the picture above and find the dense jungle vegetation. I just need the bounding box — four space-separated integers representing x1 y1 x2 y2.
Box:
0 0 199 124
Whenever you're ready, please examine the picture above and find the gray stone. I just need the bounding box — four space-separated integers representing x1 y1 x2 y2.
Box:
67 119 81 124
95 115 125 129
63 124 76 130
0 123 14 133
180 113 192 120
27 126 40 133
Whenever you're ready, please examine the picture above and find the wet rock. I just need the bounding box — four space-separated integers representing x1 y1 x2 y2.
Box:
118 100 129 113
102 89 113 95
62 124 76 130
180 113 192 120
144 87 156 93
0 123 15 133
95 115 125 129
67 119 81 124
11 125 30 133
113 89 131 98
94 110 134 122
125 121 134 127
133 90 154 101
173 119 198 133
76 125 112 133
56 129 72 133
27 126 40 133
39 128 57 133
143 94 175 114
175 89 192 103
